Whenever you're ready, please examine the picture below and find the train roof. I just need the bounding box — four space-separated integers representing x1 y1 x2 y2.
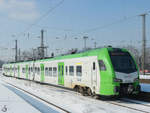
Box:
4 47 128 65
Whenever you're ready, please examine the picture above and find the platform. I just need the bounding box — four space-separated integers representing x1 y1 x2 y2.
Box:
0 80 61 113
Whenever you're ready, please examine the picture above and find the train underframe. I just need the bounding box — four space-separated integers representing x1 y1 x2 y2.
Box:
114 83 141 96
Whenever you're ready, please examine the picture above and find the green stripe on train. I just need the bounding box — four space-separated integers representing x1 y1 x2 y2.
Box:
18 65 20 77
99 48 119 95
58 62 64 85
40 64 44 82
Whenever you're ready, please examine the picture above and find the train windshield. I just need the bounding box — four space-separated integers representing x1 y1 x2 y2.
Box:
109 51 137 73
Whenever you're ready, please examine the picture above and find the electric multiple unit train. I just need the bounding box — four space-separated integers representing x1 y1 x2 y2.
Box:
2 47 140 96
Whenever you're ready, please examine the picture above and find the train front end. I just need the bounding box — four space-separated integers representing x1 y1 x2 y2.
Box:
109 48 140 95
99 48 140 96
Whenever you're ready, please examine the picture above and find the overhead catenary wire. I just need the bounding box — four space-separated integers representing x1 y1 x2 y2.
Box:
17 0 65 37
70 11 150 38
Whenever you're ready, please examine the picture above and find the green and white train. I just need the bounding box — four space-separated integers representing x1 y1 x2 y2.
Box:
2 47 140 96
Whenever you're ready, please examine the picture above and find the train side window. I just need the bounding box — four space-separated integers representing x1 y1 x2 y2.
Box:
66 66 68 75
29 67 30 73
35 67 37 73
49 67 52 76
31 67 33 72
45 67 48 76
99 60 106 71
69 66 74 76
37 67 40 75
76 66 82 76
23 68 24 73
93 62 95 70
53 67 57 77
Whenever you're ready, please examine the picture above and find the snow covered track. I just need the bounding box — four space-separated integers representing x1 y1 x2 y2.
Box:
2 75 150 113
3 81 70 113
107 98 150 113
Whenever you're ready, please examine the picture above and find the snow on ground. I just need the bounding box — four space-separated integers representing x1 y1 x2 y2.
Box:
140 75 150 79
0 75 148 113
0 81 41 113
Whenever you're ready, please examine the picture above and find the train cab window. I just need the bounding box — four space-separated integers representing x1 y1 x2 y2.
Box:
99 60 106 71
69 66 74 76
93 62 95 70
66 66 68 75
76 66 82 76
53 67 57 76
49 67 52 76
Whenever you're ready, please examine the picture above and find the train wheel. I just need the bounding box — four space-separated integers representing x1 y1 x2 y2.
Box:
74 86 78 92
92 92 99 99
79 86 85 96
87 88 92 96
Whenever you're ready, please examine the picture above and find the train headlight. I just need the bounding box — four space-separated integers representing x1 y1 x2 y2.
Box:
114 78 122 82
134 78 139 82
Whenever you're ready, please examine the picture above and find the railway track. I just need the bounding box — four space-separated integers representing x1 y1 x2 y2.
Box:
2 76 150 113
3 80 70 113
107 98 150 113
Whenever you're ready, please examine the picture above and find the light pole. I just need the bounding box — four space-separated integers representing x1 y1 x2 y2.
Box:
83 36 88 50
140 13 147 75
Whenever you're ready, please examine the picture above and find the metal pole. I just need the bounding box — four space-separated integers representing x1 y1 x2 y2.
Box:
41 29 44 58
140 14 147 75
83 36 88 50
18 48 20 61
15 40 18 62
94 42 97 48
32 48 35 60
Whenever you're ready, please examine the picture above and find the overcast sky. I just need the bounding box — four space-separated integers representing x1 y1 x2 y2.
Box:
0 0 150 61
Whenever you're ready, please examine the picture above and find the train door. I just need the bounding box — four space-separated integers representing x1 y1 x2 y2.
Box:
58 62 64 85
26 65 28 79
18 65 20 77
28 63 32 80
10 65 12 76
13 65 15 77
40 63 44 82
29 63 32 80
32 62 35 81
92 62 97 90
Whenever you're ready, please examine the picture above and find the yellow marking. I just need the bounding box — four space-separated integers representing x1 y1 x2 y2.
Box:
76 63 82 65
